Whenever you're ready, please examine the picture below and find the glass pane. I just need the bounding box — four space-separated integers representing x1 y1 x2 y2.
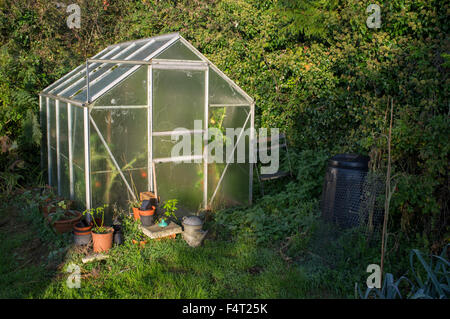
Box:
89 124 115 174
152 68 205 131
54 62 101 98
90 108 148 173
60 155 70 199
124 168 149 200
75 64 136 102
71 106 85 169
45 46 119 94
208 163 249 209
59 102 68 157
72 105 85 208
153 133 202 159
91 171 135 219
44 65 84 94
208 106 251 208
49 65 87 96
73 165 85 209
58 102 70 198
50 147 57 188
89 129 137 220
155 162 203 214
130 38 172 60
40 97 47 172
49 99 57 187
209 67 249 105
156 40 201 61
56 43 140 99
92 66 147 106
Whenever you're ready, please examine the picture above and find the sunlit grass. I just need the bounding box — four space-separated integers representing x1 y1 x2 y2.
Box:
41 237 330 298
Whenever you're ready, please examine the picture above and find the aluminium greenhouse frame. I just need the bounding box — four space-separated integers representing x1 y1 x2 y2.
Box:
39 33 255 213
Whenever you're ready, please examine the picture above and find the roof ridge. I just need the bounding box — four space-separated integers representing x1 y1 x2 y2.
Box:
108 32 180 49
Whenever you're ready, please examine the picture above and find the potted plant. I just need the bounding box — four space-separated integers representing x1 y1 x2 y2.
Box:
40 191 61 217
38 188 56 214
129 199 155 226
129 199 142 221
83 204 113 253
157 199 178 227
48 200 82 234
139 201 156 227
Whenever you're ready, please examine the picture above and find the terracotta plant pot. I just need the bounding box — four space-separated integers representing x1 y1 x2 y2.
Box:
132 207 141 221
41 199 72 217
139 206 155 226
40 197 53 208
92 227 114 253
52 211 82 234
42 204 56 217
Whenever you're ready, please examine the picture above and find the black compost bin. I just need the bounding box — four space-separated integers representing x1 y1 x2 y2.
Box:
320 153 370 228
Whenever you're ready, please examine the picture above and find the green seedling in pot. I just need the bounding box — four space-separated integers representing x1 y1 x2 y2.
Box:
48 200 75 224
157 199 178 226
83 204 109 233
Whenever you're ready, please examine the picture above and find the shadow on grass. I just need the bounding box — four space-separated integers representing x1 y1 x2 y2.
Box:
0 188 72 298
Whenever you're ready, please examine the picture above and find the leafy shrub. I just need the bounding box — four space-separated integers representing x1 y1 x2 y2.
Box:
214 149 327 245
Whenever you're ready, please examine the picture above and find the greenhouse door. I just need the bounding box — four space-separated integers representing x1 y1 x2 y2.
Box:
150 61 208 214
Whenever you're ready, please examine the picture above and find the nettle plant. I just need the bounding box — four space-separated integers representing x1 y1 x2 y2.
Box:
83 204 109 233
122 214 145 243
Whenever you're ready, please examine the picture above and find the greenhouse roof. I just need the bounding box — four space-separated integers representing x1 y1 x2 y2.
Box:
40 33 253 106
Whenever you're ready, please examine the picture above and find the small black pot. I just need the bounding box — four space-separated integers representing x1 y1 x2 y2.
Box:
140 214 154 227
113 225 124 246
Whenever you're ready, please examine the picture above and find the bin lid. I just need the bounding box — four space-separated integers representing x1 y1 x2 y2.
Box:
182 215 203 226
328 153 369 170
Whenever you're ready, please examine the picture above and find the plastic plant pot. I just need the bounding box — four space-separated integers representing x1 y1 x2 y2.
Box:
113 225 124 245
73 221 92 246
132 207 141 221
139 206 156 227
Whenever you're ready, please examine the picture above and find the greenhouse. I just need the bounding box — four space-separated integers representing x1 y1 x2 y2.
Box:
39 33 255 217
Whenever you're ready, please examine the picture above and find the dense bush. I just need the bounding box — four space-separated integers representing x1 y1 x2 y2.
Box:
0 0 448 273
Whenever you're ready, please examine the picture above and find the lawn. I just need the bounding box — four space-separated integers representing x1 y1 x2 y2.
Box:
0 188 337 299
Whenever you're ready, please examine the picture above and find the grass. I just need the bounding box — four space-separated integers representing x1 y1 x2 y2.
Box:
0 188 338 299
42 238 324 298
0 198 58 298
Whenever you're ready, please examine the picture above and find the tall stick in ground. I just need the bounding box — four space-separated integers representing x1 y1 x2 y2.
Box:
380 97 394 283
